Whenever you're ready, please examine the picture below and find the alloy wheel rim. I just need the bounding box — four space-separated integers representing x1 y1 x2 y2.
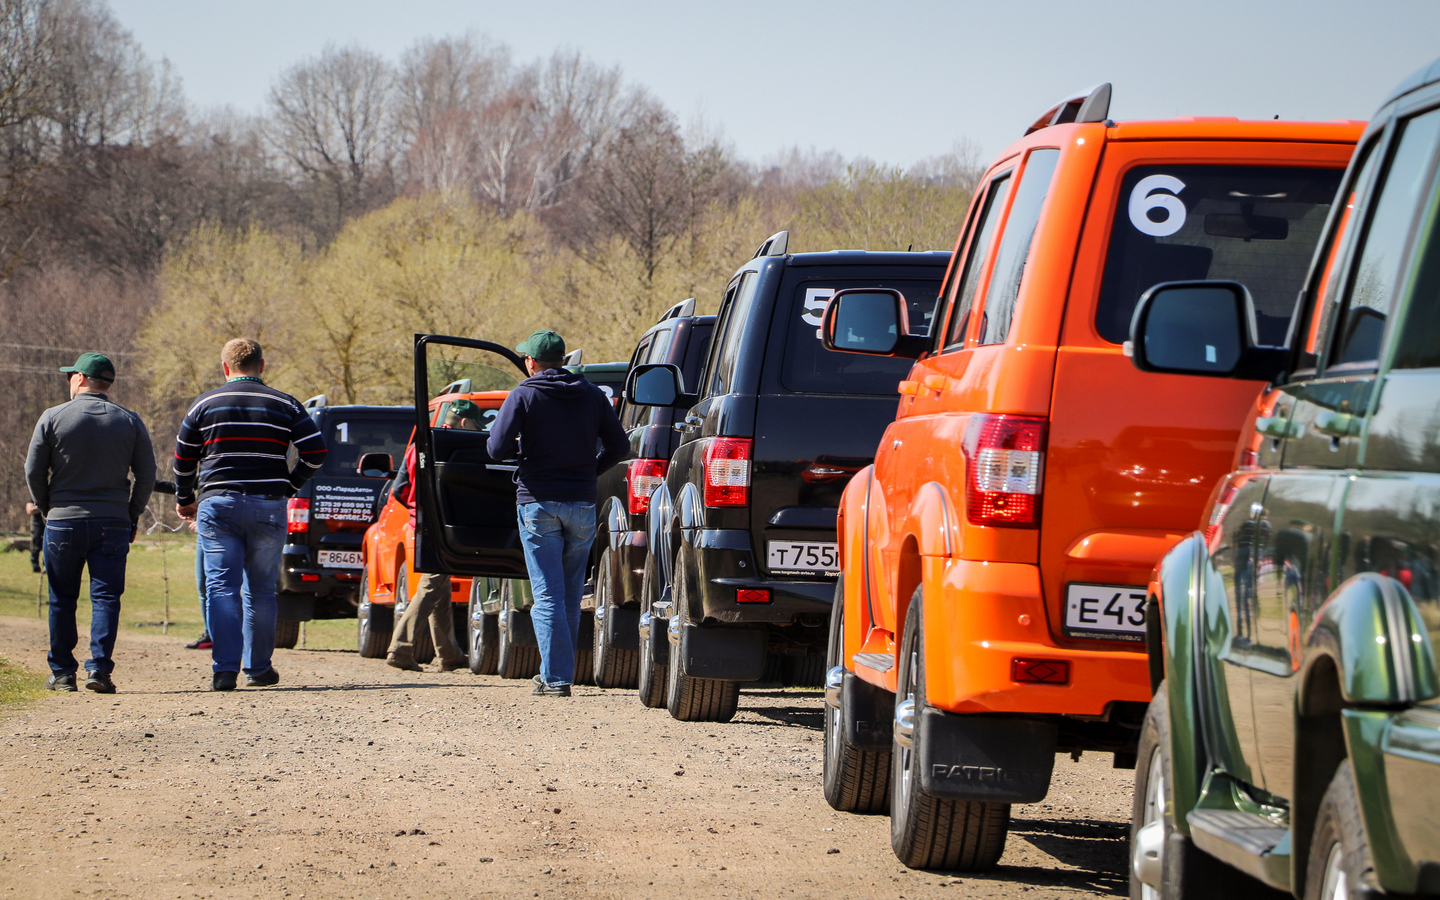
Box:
1320 842 1347 900
1136 743 1165 899
898 647 917 810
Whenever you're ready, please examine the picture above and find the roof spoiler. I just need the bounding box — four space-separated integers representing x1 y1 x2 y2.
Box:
564 349 584 366
303 394 327 409
1025 83 1111 136
752 230 789 258
658 298 696 321
438 379 472 396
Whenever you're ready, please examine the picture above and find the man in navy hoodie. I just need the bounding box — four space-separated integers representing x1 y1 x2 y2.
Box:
487 331 628 696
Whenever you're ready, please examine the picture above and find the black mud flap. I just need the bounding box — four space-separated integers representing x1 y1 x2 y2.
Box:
277 593 315 622
917 710 1057 804
506 607 538 647
679 624 766 681
842 671 894 748
607 608 641 651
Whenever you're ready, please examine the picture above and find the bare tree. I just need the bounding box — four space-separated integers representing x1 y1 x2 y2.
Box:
910 137 986 193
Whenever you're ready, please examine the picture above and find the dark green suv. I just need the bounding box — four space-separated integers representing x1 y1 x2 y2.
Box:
1126 57 1440 899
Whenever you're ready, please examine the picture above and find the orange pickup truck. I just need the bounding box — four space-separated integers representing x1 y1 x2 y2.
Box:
819 83 1362 870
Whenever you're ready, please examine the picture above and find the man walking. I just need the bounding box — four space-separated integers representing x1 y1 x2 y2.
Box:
385 400 481 673
487 331 628 696
25 352 156 693
173 339 327 692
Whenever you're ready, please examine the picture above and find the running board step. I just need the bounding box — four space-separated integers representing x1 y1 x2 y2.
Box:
1186 809 1290 891
854 652 895 673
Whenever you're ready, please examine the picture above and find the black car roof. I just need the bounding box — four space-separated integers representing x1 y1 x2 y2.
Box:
784 249 951 268
1384 55 1440 107
314 405 414 415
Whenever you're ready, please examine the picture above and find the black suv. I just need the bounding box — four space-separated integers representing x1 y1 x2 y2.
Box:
588 300 715 687
626 235 949 721
278 401 414 646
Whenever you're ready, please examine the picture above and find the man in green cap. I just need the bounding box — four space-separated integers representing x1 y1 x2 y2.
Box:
385 399 483 671
25 352 156 694
488 331 628 696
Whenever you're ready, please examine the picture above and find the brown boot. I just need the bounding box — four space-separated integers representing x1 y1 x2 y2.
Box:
386 655 422 672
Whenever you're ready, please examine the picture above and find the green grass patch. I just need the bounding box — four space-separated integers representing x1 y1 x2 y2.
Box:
0 656 47 709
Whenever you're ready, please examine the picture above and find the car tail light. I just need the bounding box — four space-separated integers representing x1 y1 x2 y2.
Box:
961 415 1046 527
737 588 770 603
703 438 752 507
300 573 320 582
287 498 310 534
1012 658 1069 685
626 459 669 514
1205 482 1240 545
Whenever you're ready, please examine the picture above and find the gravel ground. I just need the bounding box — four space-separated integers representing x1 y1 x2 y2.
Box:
0 615 1134 899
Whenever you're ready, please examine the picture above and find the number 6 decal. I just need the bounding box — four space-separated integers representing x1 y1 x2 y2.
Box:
1128 174 1187 237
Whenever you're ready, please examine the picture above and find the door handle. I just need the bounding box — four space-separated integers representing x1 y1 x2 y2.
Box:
673 415 703 434
1314 410 1362 438
1255 416 1302 439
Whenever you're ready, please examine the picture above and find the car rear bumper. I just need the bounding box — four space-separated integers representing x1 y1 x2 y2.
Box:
925 558 1150 717
689 528 833 625
278 567 363 595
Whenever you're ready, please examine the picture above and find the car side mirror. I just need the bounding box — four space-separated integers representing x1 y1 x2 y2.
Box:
357 452 395 479
821 288 927 359
1128 280 1287 381
626 363 697 408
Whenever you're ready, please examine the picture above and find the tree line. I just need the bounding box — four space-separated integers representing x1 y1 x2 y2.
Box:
0 0 982 531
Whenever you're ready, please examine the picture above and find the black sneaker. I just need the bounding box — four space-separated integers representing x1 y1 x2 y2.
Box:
245 668 280 687
530 674 571 697
85 672 116 694
211 671 237 692
46 673 77 692
185 635 213 650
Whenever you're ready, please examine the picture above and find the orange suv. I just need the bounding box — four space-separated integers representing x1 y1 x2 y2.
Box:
818 83 1362 870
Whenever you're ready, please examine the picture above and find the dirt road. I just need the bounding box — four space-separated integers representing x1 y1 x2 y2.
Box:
0 616 1133 899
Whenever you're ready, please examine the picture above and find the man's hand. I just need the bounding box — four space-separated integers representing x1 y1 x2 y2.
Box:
176 502 197 521
24 502 37 516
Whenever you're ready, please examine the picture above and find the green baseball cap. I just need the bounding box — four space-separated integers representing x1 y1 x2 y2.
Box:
59 352 116 381
514 330 565 363
448 398 480 420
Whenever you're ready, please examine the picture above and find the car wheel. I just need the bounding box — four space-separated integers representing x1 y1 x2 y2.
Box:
274 617 300 650
1304 761 1375 900
665 552 738 723
574 610 596 686
823 577 890 814
592 549 640 688
637 552 669 708
782 650 827 687
890 588 1010 871
497 582 540 680
356 567 392 658
1130 683 1283 899
468 579 499 675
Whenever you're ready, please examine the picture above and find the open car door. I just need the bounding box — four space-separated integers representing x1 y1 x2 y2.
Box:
412 334 529 577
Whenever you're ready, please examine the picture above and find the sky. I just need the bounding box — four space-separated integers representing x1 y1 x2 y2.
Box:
109 0 1440 167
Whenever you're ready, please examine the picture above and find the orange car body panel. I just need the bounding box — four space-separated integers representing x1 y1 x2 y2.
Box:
360 390 510 610
839 118 1364 715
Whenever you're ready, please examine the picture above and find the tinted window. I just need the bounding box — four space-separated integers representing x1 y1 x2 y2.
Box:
780 278 941 394
621 333 659 429
707 272 761 397
319 415 413 476
980 149 1060 344
1096 164 1344 345
1333 108 1440 367
432 401 498 433
945 173 1013 347
1390 130 1440 370
1300 140 1380 368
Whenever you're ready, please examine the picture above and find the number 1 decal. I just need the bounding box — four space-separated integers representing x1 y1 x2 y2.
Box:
1128 174 1187 237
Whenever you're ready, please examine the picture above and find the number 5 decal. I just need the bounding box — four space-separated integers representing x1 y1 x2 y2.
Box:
800 288 836 328
1128 174 1187 237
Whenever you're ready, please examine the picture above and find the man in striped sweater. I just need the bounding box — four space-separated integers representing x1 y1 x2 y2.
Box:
174 339 328 692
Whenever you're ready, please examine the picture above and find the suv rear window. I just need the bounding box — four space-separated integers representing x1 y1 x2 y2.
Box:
781 278 941 394
1096 164 1344 345
319 415 413 477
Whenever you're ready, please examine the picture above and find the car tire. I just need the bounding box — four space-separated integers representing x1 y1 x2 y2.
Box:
637 552 669 709
574 610 596 686
1130 682 1283 899
665 552 739 723
497 582 539 680
592 549 639 689
274 617 300 650
761 651 785 684
823 577 890 814
782 651 826 687
356 568 392 659
1304 761 1376 900
891 588 1010 871
468 579 499 676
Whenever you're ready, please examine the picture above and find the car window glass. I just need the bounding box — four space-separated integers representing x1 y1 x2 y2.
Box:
1390 150 1440 369
620 336 653 430
1331 107 1440 368
979 149 1060 344
1096 164 1344 345
780 278 941 394
1300 140 1380 369
320 416 413 476
707 272 760 397
945 173 1012 347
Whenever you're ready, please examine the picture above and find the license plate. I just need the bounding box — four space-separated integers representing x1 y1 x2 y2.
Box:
767 541 839 573
1063 583 1147 642
317 550 363 569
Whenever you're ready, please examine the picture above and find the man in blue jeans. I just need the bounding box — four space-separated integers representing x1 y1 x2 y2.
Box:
488 331 628 696
25 352 155 693
174 339 327 691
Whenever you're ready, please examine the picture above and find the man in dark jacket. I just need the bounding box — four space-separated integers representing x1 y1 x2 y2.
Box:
487 331 628 696
25 352 156 693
